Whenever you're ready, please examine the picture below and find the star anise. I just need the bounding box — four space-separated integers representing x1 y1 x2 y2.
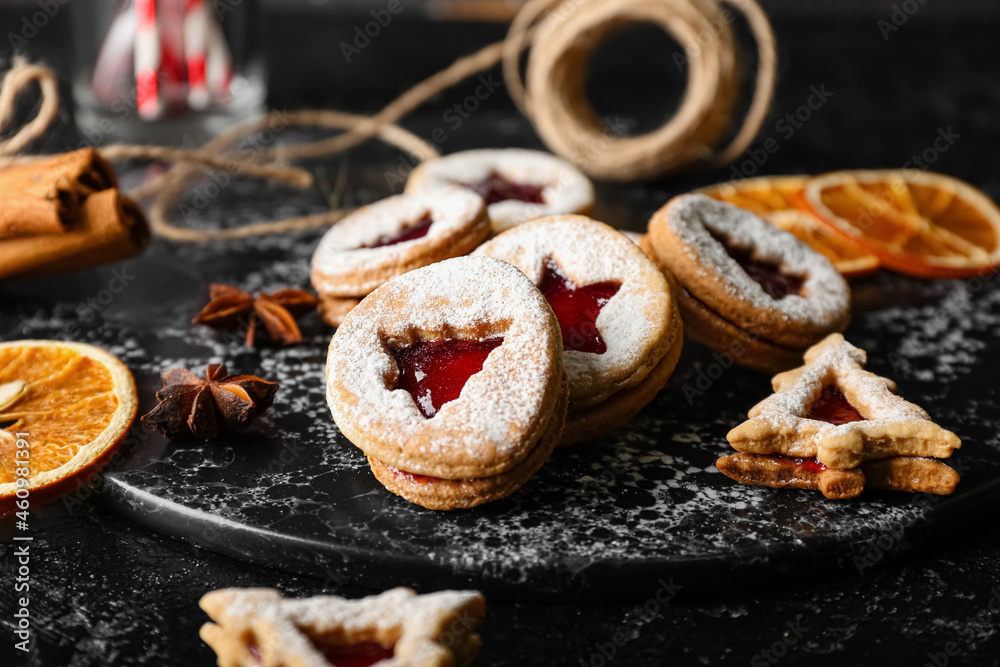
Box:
192 284 318 347
141 364 279 441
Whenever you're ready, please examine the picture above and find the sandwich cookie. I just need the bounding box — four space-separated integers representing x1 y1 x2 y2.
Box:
405 148 594 234
718 334 962 499
200 587 486 667
325 256 568 510
310 186 489 326
475 216 682 444
646 194 851 373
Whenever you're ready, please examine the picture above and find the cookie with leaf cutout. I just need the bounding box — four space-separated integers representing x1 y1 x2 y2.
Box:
719 333 961 497
200 587 486 667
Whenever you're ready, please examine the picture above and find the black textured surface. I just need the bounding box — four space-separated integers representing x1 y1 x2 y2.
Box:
13 265 998 599
2 9 1000 667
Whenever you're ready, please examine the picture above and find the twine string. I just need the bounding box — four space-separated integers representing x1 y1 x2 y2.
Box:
0 0 775 242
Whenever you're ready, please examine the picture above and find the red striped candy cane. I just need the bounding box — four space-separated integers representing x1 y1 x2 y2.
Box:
184 0 209 110
205 11 233 103
134 0 161 119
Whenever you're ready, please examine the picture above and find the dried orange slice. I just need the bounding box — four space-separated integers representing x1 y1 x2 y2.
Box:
696 176 880 277
803 169 1000 278
0 340 137 516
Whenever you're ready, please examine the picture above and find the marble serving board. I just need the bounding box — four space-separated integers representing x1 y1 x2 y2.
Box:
4 212 1000 599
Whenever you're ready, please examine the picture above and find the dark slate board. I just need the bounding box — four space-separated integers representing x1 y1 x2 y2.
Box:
4 208 1000 599
1 129 998 598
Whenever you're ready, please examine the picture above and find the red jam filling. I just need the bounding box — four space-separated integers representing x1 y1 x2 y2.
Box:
538 259 621 354
316 642 395 667
463 171 546 205
806 385 867 425
392 337 504 418
768 455 828 474
249 640 394 666
388 465 440 485
710 232 804 300
365 214 433 248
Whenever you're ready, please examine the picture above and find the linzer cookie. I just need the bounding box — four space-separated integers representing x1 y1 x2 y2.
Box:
717 453 960 499
310 186 489 326
646 194 851 372
475 216 682 443
405 148 595 233
200 587 486 667
325 256 568 510
718 333 961 498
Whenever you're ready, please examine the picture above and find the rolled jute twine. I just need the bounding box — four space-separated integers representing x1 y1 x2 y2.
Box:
0 0 775 242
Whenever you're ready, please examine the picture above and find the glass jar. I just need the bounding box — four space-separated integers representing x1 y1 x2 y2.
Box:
70 0 266 145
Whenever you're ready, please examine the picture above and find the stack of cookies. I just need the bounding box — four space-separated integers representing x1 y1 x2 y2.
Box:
311 186 489 326
326 256 570 510
325 216 684 509
717 334 962 499
643 194 852 373
316 160 966 509
475 216 682 443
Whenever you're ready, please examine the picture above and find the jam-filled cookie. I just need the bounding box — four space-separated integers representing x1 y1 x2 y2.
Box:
716 453 960 499
646 194 851 373
718 334 961 499
310 186 489 326
325 256 568 510
475 216 682 444
200 587 486 667
405 148 595 234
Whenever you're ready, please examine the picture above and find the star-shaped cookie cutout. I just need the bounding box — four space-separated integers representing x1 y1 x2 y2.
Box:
538 258 621 354
199 587 485 667
727 333 961 469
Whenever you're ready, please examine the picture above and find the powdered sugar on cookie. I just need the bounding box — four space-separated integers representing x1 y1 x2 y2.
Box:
200 587 484 667
751 334 927 426
326 256 563 477
406 149 594 232
474 216 673 402
311 186 486 295
665 194 850 327
728 333 962 468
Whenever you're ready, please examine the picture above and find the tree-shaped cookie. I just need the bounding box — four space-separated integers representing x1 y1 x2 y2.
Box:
727 333 961 470
200 587 485 667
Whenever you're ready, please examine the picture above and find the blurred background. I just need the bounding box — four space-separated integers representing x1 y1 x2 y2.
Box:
1 0 999 243
0 0 997 256
2 0 997 118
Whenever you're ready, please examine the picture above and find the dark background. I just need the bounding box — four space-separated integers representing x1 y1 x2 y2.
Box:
2 0 1000 665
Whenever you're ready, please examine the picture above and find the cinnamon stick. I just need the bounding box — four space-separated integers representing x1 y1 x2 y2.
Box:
0 188 149 280
0 148 117 239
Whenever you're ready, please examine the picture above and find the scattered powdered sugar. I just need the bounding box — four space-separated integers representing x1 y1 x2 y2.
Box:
311 186 484 295
326 256 560 472
11 188 996 598
862 282 1000 382
407 148 594 231
473 216 671 391
665 194 850 327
